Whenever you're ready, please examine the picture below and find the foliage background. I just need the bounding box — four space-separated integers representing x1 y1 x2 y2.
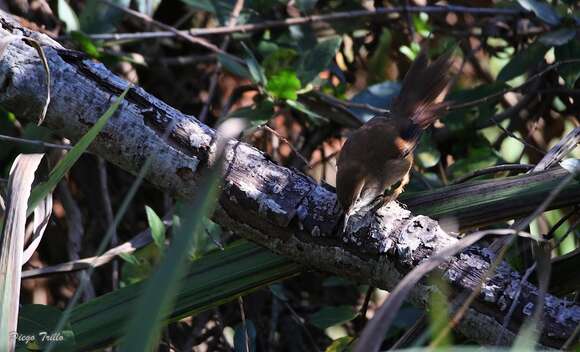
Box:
1 0 579 350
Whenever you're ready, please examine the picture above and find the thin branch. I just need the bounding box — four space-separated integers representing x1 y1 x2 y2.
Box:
448 59 580 112
0 134 72 149
453 164 534 184
97 158 118 290
199 0 245 122
315 91 389 115
262 125 311 168
98 0 243 64
84 5 527 41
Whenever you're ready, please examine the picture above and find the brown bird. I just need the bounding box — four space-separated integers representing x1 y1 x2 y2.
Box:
336 49 453 232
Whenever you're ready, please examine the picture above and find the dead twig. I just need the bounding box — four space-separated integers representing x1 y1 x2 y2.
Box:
85 5 527 41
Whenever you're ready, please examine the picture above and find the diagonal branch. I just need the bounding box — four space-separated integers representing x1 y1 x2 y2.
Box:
0 11 577 349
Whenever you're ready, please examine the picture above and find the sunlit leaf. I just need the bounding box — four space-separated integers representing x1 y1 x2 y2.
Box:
120 163 222 351
266 70 302 100
58 0 80 32
70 31 100 58
325 336 354 352
145 206 165 249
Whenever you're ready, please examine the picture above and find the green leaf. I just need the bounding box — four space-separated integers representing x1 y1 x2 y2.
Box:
120 163 222 351
120 244 162 286
58 0 80 32
68 241 303 350
218 53 252 80
555 39 580 87
309 306 357 330
17 305 75 351
399 42 421 61
27 88 129 215
412 13 432 37
297 36 342 84
286 99 328 123
145 206 166 249
497 42 549 82
70 31 100 58
241 43 267 85
119 252 141 266
325 336 354 352
517 0 561 26
538 28 576 46
225 100 275 126
448 148 501 179
263 48 299 77
266 70 302 100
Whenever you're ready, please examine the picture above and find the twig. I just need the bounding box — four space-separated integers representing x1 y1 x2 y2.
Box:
0 134 72 150
58 182 96 301
359 286 374 320
199 0 245 122
308 150 338 169
315 91 389 115
262 125 311 168
490 114 546 155
448 59 580 111
97 158 118 290
21 220 168 279
238 296 250 352
496 215 580 344
388 313 427 350
85 5 527 41
544 206 579 240
562 318 580 350
98 0 243 64
453 164 534 184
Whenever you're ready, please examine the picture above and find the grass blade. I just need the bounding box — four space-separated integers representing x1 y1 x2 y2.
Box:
0 154 45 351
120 163 222 351
27 87 129 215
69 241 301 350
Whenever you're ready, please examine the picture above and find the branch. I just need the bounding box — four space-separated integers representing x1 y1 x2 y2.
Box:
0 12 577 349
83 5 527 42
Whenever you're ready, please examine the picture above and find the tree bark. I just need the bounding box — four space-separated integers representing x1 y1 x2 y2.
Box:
0 11 578 349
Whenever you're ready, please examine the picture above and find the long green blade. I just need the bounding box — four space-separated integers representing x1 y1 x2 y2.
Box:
69 241 301 350
27 88 129 215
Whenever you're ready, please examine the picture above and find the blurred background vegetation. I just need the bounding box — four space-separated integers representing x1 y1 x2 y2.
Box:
1 0 579 351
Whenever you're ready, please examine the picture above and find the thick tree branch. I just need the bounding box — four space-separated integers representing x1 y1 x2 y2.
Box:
0 12 578 348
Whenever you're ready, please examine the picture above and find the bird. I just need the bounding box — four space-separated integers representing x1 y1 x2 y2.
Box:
336 49 453 232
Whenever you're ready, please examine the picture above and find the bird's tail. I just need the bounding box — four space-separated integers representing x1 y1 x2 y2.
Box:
392 47 454 129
